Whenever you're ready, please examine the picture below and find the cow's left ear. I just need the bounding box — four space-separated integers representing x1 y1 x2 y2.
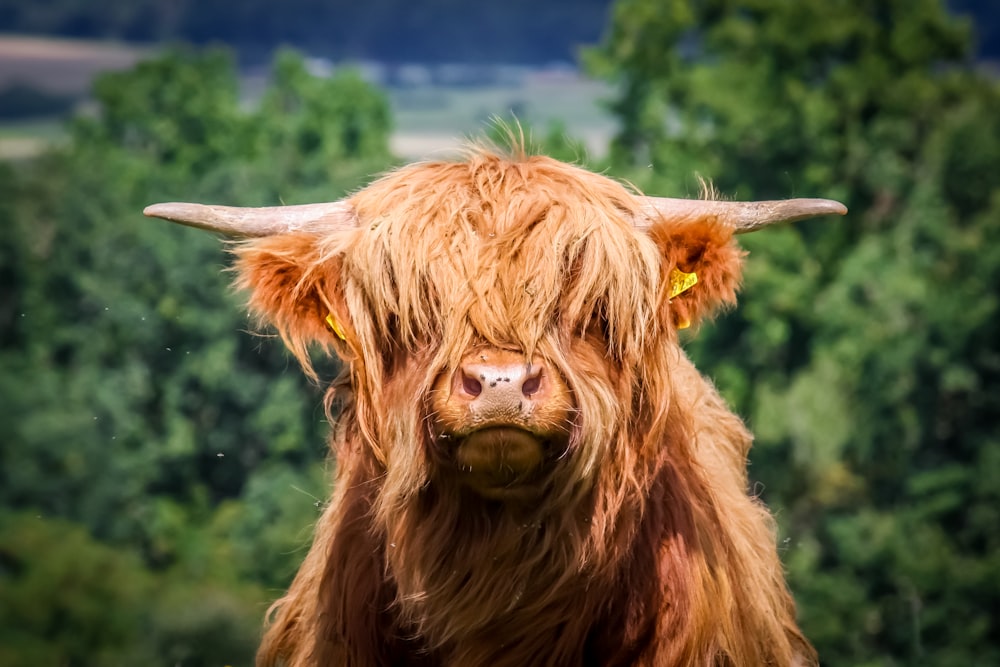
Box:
647 219 745 330
233 233 354 375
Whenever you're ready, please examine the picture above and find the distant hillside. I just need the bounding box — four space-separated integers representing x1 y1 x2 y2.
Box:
0 36 145 95
0 0 615 64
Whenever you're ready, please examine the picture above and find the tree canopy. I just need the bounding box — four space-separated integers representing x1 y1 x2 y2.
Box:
1 48 390 663
591 0 1000 663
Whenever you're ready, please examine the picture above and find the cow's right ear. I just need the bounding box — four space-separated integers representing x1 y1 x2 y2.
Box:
233 233 353 373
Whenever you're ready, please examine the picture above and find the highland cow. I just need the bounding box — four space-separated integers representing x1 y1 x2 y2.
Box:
145 145 846 666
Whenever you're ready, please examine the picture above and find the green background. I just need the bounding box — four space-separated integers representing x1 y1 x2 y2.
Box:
2 1 998 664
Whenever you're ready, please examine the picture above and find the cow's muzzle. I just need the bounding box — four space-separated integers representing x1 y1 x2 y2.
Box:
431 348 573 499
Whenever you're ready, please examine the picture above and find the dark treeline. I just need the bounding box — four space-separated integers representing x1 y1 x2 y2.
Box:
0 0 614 63
1 0 998 62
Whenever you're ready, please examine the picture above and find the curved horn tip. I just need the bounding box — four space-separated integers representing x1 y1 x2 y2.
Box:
730 197 850 234
807 199 848 217
142 202 250 236
143 203 170 219
143 202 201 221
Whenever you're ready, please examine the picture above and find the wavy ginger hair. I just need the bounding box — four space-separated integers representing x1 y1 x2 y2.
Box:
234 146 816 666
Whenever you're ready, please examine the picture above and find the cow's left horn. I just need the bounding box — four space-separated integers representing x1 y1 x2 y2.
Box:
143 201 357 237
638 197 847 233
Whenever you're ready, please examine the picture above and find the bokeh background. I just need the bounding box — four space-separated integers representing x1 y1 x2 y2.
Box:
1 1 998 665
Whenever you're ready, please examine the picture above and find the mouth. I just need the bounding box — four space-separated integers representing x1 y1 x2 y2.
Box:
449 426 549 499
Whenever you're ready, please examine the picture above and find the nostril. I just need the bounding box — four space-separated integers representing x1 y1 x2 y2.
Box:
521 369 542 397
462 372 483 398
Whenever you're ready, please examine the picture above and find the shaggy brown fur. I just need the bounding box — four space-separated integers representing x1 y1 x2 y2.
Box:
234 147 816 666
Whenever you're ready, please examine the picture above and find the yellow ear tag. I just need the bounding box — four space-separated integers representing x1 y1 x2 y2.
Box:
325 313 347 341
669 268 698 299
669 268 698 330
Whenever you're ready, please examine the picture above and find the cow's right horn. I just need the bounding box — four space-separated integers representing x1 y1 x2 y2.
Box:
143 201 358 238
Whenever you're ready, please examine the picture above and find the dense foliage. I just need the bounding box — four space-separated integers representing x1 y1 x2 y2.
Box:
592 0 1000 664
0 48 391 665
1 0 997 663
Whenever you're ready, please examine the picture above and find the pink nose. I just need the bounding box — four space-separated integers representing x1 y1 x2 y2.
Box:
450 350 547 418
431 348 573 460
459 360 542 401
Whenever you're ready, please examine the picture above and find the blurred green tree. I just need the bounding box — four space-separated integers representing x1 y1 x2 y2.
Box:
591 0 1000 664
256 48 393 198
0 47 391 663
0 511 151 666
